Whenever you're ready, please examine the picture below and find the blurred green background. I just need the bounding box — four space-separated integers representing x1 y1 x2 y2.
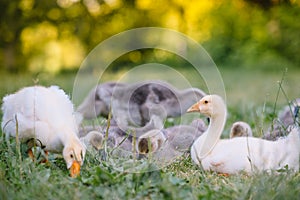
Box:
1 0 300 74
1 0 300 107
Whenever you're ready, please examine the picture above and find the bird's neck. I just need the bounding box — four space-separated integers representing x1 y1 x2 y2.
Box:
193 105 227 160
58 127 79 146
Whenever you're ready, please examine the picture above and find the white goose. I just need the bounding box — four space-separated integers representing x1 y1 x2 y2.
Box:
187 95 300 174
1 86 86 177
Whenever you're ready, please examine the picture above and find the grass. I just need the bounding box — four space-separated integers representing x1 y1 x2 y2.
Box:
1 140 299 199
0 67 300 199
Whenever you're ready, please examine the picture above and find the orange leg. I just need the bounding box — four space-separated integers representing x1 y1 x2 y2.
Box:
27 147 49 164
218 173 230 177
40 151 49 163
27 148 35 161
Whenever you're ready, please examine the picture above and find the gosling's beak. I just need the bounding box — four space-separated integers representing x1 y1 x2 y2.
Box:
69 160 81 178
187 102 200 113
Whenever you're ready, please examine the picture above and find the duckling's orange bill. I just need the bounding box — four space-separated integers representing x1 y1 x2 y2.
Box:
187 102 200 113
70 161 81 178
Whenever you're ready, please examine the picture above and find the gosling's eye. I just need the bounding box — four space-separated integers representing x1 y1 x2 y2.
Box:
204 100 208 104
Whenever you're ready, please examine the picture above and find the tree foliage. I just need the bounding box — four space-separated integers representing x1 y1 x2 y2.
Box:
0 0 299 73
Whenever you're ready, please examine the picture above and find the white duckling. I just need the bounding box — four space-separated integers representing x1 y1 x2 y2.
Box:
230 121 253 138
1 86 86 177
187 95 300 174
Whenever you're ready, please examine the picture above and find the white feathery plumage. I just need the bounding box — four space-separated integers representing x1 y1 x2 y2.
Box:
1 85 86 177
187 95 300 174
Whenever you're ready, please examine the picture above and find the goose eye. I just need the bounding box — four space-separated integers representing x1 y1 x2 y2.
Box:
204 100 208 104
70 154 74 159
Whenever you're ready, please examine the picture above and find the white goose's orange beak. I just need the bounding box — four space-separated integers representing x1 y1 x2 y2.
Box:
187 102 200 113
70 160 81 178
